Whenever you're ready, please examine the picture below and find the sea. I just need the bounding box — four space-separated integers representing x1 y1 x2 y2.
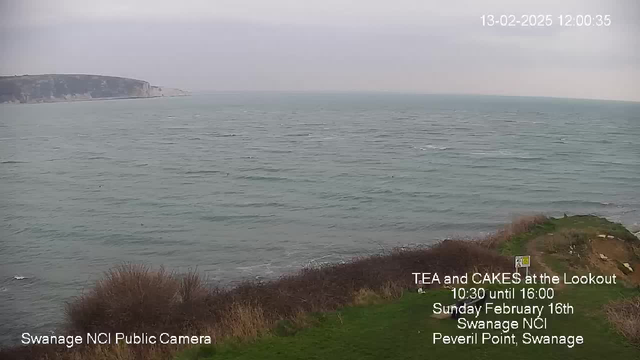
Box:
0 92 638 345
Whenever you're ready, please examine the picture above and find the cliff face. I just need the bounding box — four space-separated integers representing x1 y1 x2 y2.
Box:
0 74 187 104
150 86 190 97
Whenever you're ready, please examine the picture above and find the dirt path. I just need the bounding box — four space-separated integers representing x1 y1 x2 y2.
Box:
525 234 566 289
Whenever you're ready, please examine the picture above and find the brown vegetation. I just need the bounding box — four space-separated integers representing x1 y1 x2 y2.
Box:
537 226 640 286
605 297 640 345
1 218 536 360
542 228 590 254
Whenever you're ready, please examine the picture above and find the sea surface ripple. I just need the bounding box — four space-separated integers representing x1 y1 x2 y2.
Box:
0 93 639 345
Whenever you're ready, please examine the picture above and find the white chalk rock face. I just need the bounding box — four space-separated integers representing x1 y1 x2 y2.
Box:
150 86 190 97
0 74 189 103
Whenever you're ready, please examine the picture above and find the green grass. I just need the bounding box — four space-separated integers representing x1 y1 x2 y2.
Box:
176 215 640 360
497 215 637 257
541 216 638 276
502 215 638 276
548 215 638 243
498 221 555 256
178 286 639 360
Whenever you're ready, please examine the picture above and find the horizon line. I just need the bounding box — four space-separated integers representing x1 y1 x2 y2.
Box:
2 73 638 104
187 89 640 104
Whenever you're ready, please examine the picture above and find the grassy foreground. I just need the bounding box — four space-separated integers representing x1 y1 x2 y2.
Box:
2 215 638 360
178 288 638 360
177 215 640 360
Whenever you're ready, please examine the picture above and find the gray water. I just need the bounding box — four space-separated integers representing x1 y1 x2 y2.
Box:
1 93 639 345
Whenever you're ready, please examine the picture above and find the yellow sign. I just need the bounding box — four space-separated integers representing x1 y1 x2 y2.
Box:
515 256 531 268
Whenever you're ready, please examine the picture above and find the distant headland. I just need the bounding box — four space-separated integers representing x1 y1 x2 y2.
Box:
0 74 190 104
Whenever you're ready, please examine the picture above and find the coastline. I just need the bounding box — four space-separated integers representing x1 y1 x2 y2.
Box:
2 214 639 359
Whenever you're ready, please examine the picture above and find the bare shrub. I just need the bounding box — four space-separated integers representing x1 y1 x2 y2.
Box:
65 264 213 336
290 310 313 329
605 297 640 344
543 229 590 254
179 269 208 303
221 303 269 340
380 281 404 300
4 236 514 359
353 288 384 306
66 264 177 334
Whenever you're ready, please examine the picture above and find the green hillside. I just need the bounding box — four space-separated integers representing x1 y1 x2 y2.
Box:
177 216 640 360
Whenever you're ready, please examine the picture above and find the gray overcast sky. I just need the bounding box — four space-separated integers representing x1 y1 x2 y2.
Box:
1 0 639 101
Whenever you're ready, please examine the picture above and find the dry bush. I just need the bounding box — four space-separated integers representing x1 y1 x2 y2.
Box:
221 303 269 340
62 343 181 360
290 310 313 329
380 281 404 300
480 214 548 248
65 264 214 336
605 297 640 345
3 237 513 359
543 229 590 254
65 344 136 360
0 343 178 360
353 288 384 306
179 269 209 304
352 281 402 306
66 264 178 334
0 344 63 360
220 240 511 325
